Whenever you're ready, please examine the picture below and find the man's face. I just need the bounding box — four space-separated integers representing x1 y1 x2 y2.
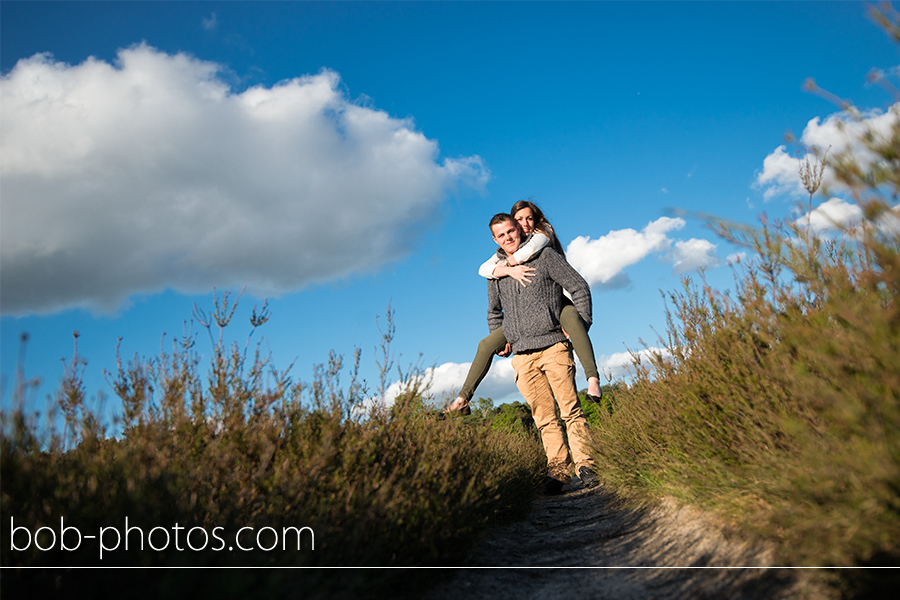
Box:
491 218 521 256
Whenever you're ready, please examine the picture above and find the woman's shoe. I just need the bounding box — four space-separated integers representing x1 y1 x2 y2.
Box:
586 378 603 403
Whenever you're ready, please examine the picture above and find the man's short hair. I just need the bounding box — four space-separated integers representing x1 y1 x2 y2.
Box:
489 212 514 232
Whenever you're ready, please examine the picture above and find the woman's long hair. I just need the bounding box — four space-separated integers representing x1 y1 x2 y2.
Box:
510 199 565 257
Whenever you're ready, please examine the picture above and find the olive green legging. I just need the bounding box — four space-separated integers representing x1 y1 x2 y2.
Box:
458 302 600 401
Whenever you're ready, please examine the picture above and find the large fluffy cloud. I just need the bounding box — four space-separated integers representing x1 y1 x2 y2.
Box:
0 44 488 315
566 216 721 288
754 103 899 201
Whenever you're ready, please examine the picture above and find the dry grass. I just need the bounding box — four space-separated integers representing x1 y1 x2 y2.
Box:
591 211 899 568
588 19 900 577
1 302 545 597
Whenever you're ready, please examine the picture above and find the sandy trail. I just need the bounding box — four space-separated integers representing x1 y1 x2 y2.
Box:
426 484 829 600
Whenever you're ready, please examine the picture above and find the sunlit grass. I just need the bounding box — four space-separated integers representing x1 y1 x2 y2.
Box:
588 35 900 570
1 300 545 596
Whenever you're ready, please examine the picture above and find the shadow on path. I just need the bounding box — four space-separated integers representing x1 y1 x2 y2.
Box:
426 485 830 600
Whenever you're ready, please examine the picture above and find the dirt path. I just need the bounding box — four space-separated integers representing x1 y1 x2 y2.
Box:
426 484 831 600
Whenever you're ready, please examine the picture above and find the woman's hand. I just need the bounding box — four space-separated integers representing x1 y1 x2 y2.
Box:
506 254 520 266
508 264 535 287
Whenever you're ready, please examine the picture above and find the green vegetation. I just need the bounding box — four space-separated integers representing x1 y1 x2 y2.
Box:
588 6 900 577
1 301 545 597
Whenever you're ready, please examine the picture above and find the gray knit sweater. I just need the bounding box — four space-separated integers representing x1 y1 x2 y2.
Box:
487 243 592 354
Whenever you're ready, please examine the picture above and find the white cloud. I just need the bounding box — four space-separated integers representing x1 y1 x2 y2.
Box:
754 145 806 201
800 104 897 160
669 238 722 274
566 216 719 287
381 358 520 407
598 347 668 380
566 217 681 287
881 206 900 237
755 103 899 201
0 45 489 315
794 197 864 234
795 197 900 238
385 344 675 408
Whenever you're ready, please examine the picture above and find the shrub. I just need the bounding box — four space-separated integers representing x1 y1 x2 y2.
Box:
589 7 899 570
1 299 546 597
490 401 536 436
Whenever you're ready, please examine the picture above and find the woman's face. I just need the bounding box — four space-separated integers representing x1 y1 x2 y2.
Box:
514 207 535 235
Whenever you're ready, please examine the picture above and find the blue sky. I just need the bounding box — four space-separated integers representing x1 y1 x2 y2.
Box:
2 1 898 423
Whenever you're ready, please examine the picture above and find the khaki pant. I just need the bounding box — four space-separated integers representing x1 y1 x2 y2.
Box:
511 341 595 482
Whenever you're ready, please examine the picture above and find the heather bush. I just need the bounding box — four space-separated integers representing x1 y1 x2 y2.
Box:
1 298 545 597
590 6 899 571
